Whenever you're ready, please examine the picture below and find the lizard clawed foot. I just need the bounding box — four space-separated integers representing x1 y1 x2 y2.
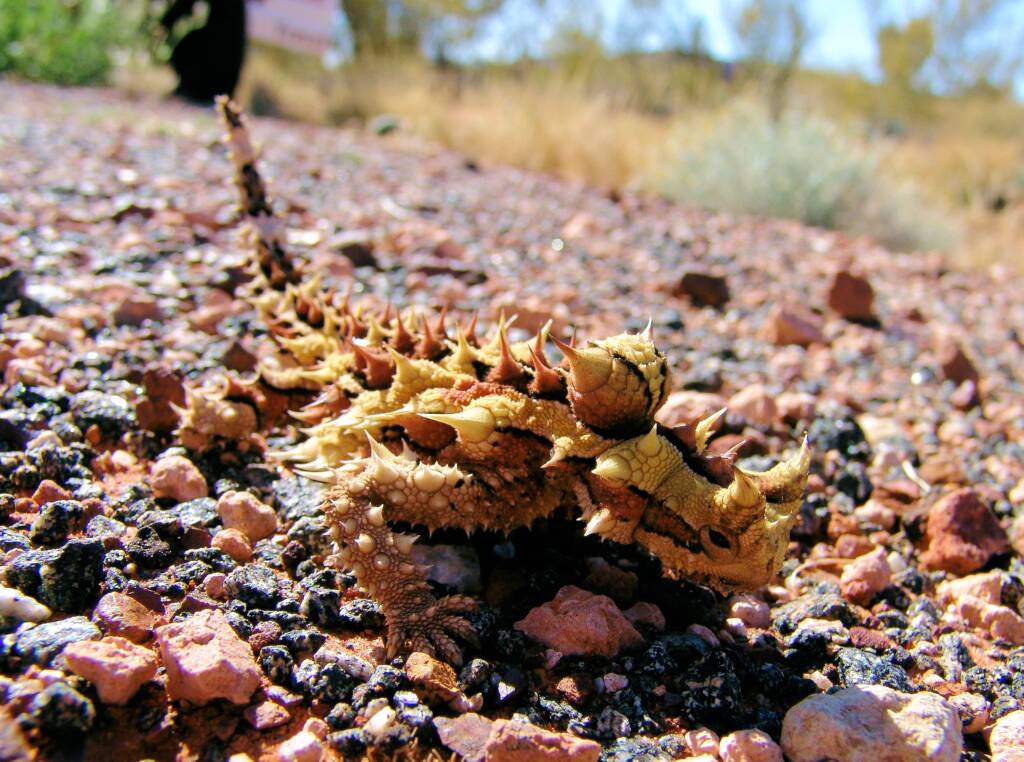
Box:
386 593 480 667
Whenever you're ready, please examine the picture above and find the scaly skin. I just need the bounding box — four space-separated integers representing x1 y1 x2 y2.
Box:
206 98 812 666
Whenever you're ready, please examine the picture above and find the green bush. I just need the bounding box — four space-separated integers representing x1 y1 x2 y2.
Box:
655 103 958 252
0 0 132 85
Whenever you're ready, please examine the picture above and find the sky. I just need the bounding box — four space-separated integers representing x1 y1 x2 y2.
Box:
469 0 876 71
696 1 876 73
462 0 1024 97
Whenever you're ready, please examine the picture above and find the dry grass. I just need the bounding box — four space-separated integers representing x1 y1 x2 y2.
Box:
408 78 670 188
887 131 1024 271
111 53 177 101
235 49 671 189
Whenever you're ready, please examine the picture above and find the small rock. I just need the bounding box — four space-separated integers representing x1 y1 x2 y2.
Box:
917 453 966 485
623 601 665 631
135 366 186 434
225 564 280 608
484 718 601 762
31 479 70 506
936 339 979 385
315 643 373 680
154 608 261 705
719 729 784 762
0 710 31 762
260 645 294 685
836 647 911 692
4 536 103 614
29 499 84 545
113 294 163 326
62 636 157 704
602 673 629 693
776 392 816 424
303 717 329 739
920 488 1009 575
840 547 891 606
990 710 1024 761
276 730 322 762
950 380 981 410
787 617 850 651
763 305 826 347
151 455 207 502
404 651 462 704
14 616 101 665
781 685 962 762
0 586 51 623
27 681 95 734
951 596 1024 644
92 591 162 642
514 585 643 657
827 270 875 321
687 623 720 647
948 692 989 734
772 591 858 633
555 674 593 707
848 626 894 651
728 384 778 427
363 705 396 737
686 727 720 756
205 572 227 599
852 500 896 530
655 391 728 428
70 391 136 440
216 490 278 542
212 528 253 563
728 594 771 629
724 617 748 638
435 713 494 762
245 700 292 730
676 271 730 308
125 526 174 570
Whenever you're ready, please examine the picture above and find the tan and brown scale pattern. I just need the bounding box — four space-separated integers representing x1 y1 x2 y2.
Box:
207 98 812 666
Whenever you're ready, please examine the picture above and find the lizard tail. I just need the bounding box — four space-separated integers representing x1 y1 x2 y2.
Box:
216 95 302 294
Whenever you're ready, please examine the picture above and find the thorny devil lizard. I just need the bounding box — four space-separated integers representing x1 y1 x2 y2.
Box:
201 98 812 667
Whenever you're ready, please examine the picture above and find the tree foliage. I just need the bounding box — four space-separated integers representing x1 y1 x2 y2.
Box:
867 0 1024 98
0 0 133 85
340 0 505 59
727 0 816 118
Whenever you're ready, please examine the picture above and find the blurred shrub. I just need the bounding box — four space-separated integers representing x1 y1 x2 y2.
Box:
0 0 131 85
656 103 958 252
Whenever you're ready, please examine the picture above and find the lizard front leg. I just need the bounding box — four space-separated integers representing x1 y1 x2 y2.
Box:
322 438 482 665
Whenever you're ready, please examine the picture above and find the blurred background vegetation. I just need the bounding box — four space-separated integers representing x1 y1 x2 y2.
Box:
2 0 1023 271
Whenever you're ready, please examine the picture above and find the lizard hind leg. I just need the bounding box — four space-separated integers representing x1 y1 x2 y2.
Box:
324 443 480 666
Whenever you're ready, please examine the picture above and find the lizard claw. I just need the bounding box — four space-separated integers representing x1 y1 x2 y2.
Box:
386 594 479 667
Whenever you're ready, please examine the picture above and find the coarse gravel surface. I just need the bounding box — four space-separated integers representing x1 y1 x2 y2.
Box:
1 80 1024 762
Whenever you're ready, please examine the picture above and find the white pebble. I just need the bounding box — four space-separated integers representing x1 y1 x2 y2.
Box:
276 731 322 762
364 706 396 737
0 586 51 623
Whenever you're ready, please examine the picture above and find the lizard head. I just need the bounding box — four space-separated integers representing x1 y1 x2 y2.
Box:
553 328 670 436
589 425 810 591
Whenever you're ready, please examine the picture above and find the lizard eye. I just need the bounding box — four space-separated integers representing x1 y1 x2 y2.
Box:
699 525 738 561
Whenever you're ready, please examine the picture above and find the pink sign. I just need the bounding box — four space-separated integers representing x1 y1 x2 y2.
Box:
247 0 336 55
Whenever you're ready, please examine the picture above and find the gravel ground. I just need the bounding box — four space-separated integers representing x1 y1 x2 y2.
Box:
1 80 1023 762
